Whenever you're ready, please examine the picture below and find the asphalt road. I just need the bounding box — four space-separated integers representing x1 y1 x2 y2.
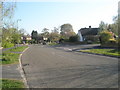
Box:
21 44 118 88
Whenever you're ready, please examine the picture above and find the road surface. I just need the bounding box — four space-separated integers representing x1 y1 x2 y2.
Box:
21 44 118 88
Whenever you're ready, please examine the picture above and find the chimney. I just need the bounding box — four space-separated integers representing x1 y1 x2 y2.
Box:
89 26 91 29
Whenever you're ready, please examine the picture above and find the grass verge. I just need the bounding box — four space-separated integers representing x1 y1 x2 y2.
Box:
1 79 25 88
80 49 120 57
0 46 28 65
49 42 59 46
9 46 28 52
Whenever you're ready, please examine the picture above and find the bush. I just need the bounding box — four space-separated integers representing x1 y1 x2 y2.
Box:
108 39 117 44
69 35 78 42
116 38 120 46
99 31 113 44
2 42 14 48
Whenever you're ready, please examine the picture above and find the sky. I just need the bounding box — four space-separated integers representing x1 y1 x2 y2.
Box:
12 0 119 34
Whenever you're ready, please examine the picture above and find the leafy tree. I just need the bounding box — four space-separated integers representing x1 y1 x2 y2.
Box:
1 2 19 48
41 28 49 38
60 24 75 39
1 2 16 28
49 32 60 42
31 30 38 43
60 24 73 33
51 27 59 34
19 28 26 36
99 21 108 33
2 28 22 48
109 16 118 35
11 29 21 44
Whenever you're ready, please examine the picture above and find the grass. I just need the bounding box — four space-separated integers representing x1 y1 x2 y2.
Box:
1 52 20 65
9 46 28 52
49 42 59 46
0 54 2 60
80 49 120 57
1 79 25 89
0 46 28 65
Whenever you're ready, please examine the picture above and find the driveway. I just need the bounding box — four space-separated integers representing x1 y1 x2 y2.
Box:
21 44 118 88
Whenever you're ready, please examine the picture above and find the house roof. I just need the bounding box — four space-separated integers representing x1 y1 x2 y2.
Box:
22 35 31 38
79 27 99 36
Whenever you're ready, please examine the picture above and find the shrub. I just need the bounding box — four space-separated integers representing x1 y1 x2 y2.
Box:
2 42 14 48
117 38 120 46
99 31 113 44
69 35 78 42
108 39 117 44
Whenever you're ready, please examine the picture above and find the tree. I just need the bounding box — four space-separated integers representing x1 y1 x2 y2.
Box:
99 21 108 33
109 16 118 35
2 28 22 48
51 27 59 34
31 30 38 43
1 2 18 48
60 24 75 39
1 2 16 28
19 28 26 35
11 29 21 44
60 23 73 33
41 28 49 38
49 27 60 42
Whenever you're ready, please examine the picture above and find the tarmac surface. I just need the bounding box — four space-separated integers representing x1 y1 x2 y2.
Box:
21 44 118 88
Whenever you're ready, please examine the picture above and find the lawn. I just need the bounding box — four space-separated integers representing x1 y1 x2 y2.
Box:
1 79 25 89
0 46 28 65
9 46 28 52
80 49 120 57
49 42 59 46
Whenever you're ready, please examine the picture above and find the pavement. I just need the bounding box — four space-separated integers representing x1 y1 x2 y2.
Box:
2 64 22 80
52 44 101 51
1 45 27 82
21 44 118 88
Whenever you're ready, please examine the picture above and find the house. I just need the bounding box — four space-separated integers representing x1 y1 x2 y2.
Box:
78 26 100 42
21 35 32 41
21 35 32 44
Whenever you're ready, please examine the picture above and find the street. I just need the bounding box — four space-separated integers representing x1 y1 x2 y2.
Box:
21 44 118 88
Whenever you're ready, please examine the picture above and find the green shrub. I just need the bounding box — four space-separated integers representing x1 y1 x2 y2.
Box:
69 35 78 42
99 31 113 44
2 42 14 48
108 39 117 44
117 38 120 46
